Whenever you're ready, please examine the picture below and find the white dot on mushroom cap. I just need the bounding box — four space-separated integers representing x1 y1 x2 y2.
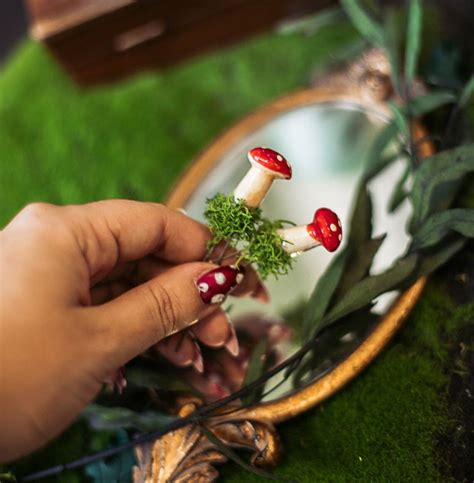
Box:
276 154 283 161
338 234 342 241
330 223 337 232
236 273 244 284
211 293 226 304
198 282 209 293
214 272 226 285
338 219 342 227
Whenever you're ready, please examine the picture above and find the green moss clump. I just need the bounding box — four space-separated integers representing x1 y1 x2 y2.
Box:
245 218 295 280
204 193 261 245
204 194 294 279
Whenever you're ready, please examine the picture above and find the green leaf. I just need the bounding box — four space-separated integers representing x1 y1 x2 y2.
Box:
365 120 400 179
388 163 411 212
410 144 474 229
425 43 464 89
390 101 409 138
323 254 419 326
333 184 385 299
241 340 267 404
340 0 384 46
83 404 176 432
414 237 466 277
411 209 474 251
410 91 456 116
200 426 279 480
459 74 474 109
336 236 386 299
348 184 373 247
302 249 349 339
405 0 422 84
383 8 402 95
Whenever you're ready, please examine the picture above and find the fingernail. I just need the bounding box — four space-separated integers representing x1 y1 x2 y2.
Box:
196 265 245 304
111 367 127 394
210 383 230 400
268 323 292 344
192 343 204 374
235 346 250 365
208 374 230 399
224 322 239 357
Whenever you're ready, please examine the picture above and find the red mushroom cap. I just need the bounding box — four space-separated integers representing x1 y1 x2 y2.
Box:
307 208 342 252
248 147 292 180
197 265 245 304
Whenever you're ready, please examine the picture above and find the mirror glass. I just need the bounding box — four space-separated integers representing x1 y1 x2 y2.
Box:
184 101 409 399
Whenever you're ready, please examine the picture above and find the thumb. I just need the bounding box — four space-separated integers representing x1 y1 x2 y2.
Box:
85 263 244 367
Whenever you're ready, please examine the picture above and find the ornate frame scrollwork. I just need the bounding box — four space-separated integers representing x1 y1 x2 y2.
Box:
133 399 280 482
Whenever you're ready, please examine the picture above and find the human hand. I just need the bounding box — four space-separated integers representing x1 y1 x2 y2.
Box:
0 200 264 462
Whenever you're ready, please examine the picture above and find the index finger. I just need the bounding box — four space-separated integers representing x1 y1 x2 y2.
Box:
67 200 210 269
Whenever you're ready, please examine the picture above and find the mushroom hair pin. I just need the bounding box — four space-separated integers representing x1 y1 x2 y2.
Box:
204 146 342 279
233 147 292 208
278 207 343 256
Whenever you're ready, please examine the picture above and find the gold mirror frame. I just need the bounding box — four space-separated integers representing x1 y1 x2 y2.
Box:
133 50 434 482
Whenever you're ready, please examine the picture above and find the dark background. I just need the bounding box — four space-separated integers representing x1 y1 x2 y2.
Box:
0 0 27 63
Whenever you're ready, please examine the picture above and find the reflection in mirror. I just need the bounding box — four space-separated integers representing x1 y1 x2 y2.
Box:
185 102 409 398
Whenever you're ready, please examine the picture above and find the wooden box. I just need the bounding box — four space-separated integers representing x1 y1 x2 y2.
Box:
26 0 336 86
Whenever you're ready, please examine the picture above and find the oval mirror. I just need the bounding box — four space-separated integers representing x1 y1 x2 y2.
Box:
134 50 434 482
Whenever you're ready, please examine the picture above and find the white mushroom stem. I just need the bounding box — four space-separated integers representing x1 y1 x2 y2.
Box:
233 167 275 208
277 225 320 254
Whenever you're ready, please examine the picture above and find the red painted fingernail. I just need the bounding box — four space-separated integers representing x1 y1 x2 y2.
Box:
192 343 204 374
196 265 245 304
224 323 240 357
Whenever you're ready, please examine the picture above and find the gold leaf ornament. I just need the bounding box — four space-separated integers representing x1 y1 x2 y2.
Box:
133 399 281 482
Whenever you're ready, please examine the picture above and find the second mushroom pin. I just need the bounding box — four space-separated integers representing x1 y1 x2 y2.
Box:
278 207 342 255
233 147 342 255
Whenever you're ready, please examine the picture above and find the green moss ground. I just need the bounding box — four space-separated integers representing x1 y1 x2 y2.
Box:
0 22 356 226
1 20 473 482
